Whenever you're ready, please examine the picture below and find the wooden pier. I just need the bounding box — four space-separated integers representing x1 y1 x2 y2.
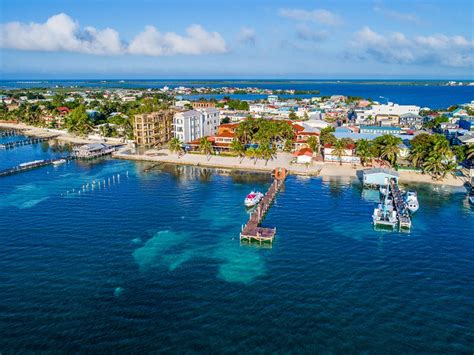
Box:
0 136 57 149
0 157 71 177
389 178 412 229
240 168 287 244
0 129 22 137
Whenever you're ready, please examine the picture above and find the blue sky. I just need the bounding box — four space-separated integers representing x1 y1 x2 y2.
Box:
0 0 473 79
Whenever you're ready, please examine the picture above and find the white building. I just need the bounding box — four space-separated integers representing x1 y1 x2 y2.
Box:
371 103 420 116
173 108 220 143
355 103 420 123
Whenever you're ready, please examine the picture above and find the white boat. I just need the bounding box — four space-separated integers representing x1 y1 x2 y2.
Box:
372 203 398 228
404 191 419 213
244 191 264 207
379 186 388 196
52 159 67 165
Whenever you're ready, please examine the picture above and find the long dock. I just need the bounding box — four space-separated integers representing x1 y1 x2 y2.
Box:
389 178 412 229
240 168 287 243
0 136 57 149
0 129 23 137
0 157 71 177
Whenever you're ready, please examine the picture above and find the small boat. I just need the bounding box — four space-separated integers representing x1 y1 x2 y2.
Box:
52 159 67 165
379 185 388 196
372 203 398 229
404 191 419 213
468 189 474 205
244 191 264 207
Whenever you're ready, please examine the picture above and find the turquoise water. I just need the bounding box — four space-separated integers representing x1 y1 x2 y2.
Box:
1 135 473 352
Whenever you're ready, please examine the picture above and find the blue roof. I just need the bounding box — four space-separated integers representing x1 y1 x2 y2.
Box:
360 125 401 131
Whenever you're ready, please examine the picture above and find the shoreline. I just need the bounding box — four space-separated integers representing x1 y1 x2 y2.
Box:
0 122 97 145
1 122 468 187
114 149 469 187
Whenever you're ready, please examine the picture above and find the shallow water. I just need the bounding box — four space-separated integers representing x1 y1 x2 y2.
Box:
0 135 473 352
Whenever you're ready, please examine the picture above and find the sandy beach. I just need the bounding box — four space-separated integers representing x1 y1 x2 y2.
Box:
0 122 94 144
115 149 469 187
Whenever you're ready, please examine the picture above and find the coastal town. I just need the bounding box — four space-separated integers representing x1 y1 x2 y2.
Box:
1 86 473 187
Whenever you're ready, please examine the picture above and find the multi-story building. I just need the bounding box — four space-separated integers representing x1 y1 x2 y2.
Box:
191 101 216 109
133 110 175 147
173 108 220 143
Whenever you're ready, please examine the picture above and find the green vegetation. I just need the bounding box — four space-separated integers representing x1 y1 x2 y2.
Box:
199 137 214 158
169 137 183 154
408 133 456 179
423 115 449 130
65 105 93 136
355 139 373 166
306 136 319 152
319 126 336 146
216 99 249 111
332 140 347 166
288 107 298 120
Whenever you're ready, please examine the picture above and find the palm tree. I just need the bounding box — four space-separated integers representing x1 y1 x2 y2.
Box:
306 136 319 153
408 145 426 168
332 139 347 166
199 137 213 160
355 139 372 166
423 153 456 180
246 146 258 164
169 137 182 154
379 135 402 166
465 144 474 160
258 143 274 166
230 139 246 163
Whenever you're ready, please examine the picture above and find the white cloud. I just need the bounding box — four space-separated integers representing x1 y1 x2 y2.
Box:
0 13 227 56
237 27 256 45
128 25 227 55
296 26 328 42
0 13 123 55
351 26 474 68
278 8 341 26
373 6 419 23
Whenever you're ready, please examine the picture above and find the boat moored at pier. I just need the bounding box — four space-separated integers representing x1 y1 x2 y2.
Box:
244 191 264 207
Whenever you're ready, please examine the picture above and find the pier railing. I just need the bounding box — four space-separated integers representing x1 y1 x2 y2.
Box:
240 168 287 244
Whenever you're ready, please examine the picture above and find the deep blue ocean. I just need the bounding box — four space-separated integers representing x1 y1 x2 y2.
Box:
1 79 473 109
0 133 473 352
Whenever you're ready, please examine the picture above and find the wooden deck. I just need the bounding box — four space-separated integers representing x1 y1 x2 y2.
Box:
240 168 287 243
389 178 412 229
0 136 57 149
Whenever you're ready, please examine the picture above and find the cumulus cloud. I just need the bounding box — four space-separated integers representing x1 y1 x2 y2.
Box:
278 8 341 26
237 27 256 45
0 13 227 56
373 6 419 23
296 26 329 42
0 13 123 54
128 25 227 55
351 26 474 67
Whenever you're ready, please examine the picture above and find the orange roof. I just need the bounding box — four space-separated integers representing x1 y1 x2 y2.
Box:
216 131 235 138
291 123 305 132
293 147 313 156
219 123 239 128
298 132 319 136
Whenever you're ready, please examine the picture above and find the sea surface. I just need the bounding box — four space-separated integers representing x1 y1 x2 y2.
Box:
0 133 473 352
1 79 473 108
